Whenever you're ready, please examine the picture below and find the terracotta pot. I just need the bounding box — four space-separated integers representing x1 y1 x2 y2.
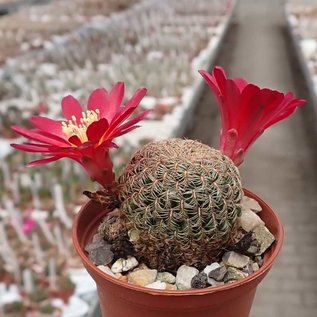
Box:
72 189 284 317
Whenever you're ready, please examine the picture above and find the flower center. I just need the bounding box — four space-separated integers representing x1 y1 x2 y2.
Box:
62 109 100 143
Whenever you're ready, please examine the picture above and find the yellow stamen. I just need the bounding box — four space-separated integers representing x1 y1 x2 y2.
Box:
62 109 100 143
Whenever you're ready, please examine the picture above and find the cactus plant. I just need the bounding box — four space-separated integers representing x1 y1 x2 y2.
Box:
118 138 242 270
3 301 25 316
12 67 305 273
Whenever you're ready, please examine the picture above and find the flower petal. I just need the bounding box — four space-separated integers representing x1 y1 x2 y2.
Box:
201 66 306 166
68 135 82 146
86 118 109 142
61 95 83 121
110 110 151 139
87 88 110 121
110 82 124 113
111 88 147 128
27 156 63 167
30 116 64 138
12 126 69 147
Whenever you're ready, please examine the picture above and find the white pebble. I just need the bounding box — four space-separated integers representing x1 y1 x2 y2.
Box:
98 265 115 277
145 281 167 290
122 256 139 272
176 265 199 290
111 258 124 274
111 256 139 274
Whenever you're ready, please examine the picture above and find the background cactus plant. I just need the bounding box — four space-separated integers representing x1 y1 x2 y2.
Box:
117 138 243 271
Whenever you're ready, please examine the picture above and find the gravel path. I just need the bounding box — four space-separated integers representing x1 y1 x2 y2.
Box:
186 0 317 316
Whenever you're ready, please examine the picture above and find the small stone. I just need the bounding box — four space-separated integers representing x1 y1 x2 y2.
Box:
114 273 128 282
232 232 253 254
241 196 262 212
111 258 124 274
85 239 104 252
191 272 208 289
128 269 158 286
255 256 264 267
118 275 128 282
165 283 178 290
92 233 104 243
238 209 264 232
157 272 176 284
111 256 138 273
222 251 250 269
224 267 248 283
122 256 139 272
246 245 259 255
252 262 260 272
203 262 222 286
176 265 199 290
252 225 275 255
208 266 227 281
242 263 254 274
86 240 114 266
136 263 149 270
97 265 115 277
145 281 166 290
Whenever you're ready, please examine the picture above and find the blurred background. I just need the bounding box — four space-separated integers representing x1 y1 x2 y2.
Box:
0 0 316 316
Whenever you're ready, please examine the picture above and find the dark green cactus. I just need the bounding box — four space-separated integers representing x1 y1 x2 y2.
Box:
117 138 243 271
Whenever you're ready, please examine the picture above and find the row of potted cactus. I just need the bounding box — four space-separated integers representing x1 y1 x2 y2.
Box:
0 0 139 64
286 1 317 106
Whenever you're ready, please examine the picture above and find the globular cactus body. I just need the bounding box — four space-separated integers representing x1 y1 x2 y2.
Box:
118 138 243 271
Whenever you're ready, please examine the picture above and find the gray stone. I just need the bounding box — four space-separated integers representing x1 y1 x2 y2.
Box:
128 269 158 286
255 256 264 267
191 272 208 289
176 265 199 290
232 232 253 253
222 251 250 268
156 272 176 284
246 245 259 255
224 267 248 283
238 209 264 232
242 263 254 274
252 225 275 255
85 240 114 266
203 262 223 286
208 266 227 281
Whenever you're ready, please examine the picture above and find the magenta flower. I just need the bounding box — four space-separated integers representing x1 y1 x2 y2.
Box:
200 66 306 165
22 218 37 235
11 83 148 187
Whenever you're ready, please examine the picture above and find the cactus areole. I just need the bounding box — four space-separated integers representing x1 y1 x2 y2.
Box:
11 67 306 272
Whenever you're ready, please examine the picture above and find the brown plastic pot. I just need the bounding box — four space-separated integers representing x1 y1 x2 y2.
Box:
72 189 284 317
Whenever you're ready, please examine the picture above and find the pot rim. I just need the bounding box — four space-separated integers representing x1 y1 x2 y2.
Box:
72 188 284 296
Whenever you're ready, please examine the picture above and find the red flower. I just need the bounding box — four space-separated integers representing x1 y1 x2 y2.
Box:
11 83 148 187
199 66 306 165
